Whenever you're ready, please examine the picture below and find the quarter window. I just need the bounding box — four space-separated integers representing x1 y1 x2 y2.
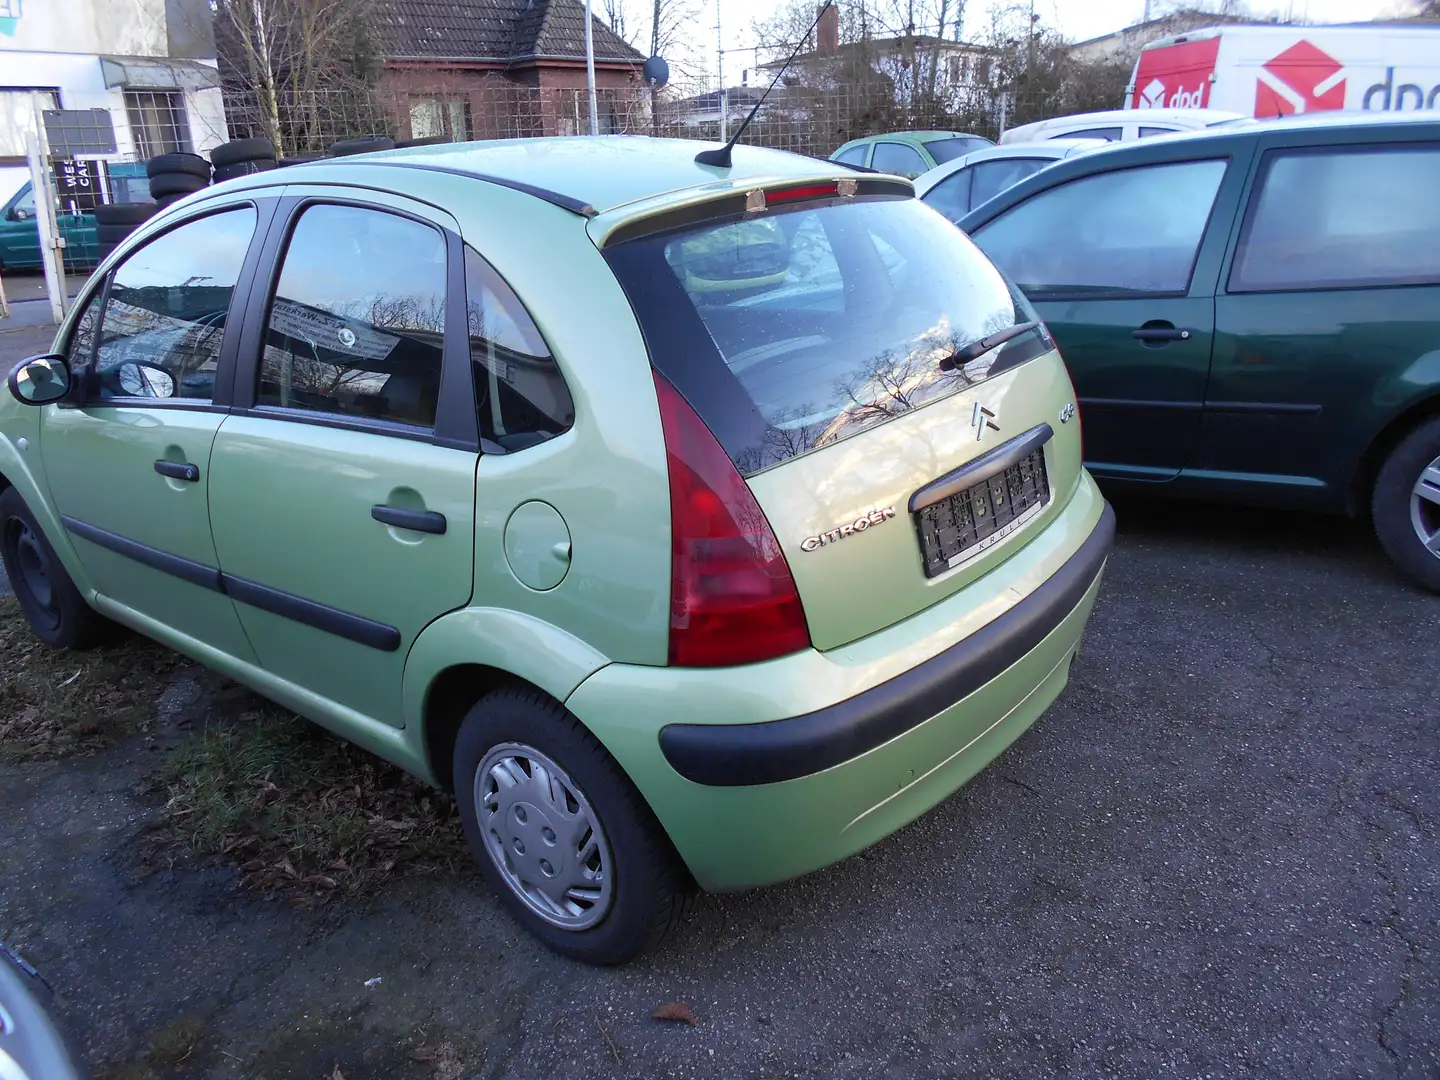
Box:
65 291 103 370
833 145 869 166
1062 127 1123 141
465 247 573 450
1229 146 1440 293
259 205 447 430
921 168 973 223
971 160 1227 298
870 141 929 177
92 207 257 402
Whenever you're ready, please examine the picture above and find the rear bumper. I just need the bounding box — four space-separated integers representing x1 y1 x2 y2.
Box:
659 501 1114 787
566 473 1112 892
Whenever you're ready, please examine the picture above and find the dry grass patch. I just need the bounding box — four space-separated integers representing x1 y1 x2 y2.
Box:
0 597 186 763
155 702 467 900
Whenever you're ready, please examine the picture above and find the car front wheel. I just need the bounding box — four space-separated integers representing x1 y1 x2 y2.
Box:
1372 416 1440 592
453 687 690 964
0 487 111 648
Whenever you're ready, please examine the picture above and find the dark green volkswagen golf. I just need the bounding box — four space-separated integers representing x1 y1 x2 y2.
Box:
955 112 1440 591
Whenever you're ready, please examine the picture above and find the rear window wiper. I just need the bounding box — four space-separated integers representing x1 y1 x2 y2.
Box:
938 321 1040 372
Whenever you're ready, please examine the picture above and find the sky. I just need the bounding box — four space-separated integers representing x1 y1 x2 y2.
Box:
691 0 1408 78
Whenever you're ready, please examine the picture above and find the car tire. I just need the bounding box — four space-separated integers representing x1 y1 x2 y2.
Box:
145 152 210 180
148 172 207 198
209 137 277 168
211 159 277 183
1373 416 1440 592
277 155 322 167
453 686 691 965
0 487 111 649
329 135 395 157
93 203 157 227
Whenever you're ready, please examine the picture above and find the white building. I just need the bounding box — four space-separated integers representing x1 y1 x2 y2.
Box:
1 0 226 195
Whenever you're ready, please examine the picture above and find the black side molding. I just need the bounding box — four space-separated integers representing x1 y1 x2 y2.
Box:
60 517 401 652
909 424 1053 513
356 161 597 218
62 516 222 592
221 575 402 652
659 501 1116 787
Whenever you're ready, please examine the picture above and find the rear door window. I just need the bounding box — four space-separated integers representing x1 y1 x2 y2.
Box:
1229 145 1440 292
969 158 1050 208
871 141 929 176
971 159 1227 298
604 196 1043 476
924 136 990 164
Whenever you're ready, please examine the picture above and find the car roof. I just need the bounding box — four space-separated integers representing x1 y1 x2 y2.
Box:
912 139 1110 196
276 136 854 217
835 130 988 153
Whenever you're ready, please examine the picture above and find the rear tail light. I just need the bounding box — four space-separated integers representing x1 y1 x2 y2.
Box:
653 371 812 667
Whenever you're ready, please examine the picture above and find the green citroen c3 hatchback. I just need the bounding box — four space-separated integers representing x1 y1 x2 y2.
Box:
0 138 1112 963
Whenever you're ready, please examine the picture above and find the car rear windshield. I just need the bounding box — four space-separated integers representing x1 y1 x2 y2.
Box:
604 195 1046 476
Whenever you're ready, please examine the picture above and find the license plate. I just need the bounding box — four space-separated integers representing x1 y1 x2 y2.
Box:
915 447 1050 577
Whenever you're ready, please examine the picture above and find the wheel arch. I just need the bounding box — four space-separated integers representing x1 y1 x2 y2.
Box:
404 606 611 789
1351 391 1440 518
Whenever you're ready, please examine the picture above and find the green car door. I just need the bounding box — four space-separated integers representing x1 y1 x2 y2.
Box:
1200 132 1440 509
964 144 1254 482
38 203 268 661
205 192 478 727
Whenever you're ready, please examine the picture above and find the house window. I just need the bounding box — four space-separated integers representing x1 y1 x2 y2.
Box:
410 97 472 142
977 57 993 83
947 55 961 83
124 90 192 157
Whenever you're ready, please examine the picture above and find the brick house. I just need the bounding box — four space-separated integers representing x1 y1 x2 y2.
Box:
373 0 646 139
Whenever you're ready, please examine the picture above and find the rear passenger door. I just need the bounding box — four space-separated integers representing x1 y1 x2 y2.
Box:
870 141 930 178
1205 136 1440 500
207 193 479 726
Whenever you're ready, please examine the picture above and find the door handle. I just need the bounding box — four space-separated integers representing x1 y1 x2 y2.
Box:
154 460 199 482
1132 326 1191 343
371 505 447 535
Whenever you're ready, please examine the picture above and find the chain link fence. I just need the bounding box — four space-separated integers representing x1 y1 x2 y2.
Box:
221 76 1067 160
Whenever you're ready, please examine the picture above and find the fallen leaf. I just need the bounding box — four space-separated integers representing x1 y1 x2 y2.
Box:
329 1068 347 1080
651 1002 697 1026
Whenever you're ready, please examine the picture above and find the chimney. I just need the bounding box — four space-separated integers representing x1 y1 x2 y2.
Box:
817 4 840 55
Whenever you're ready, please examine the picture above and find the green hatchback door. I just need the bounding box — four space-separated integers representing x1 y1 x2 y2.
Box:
963 113 1440 591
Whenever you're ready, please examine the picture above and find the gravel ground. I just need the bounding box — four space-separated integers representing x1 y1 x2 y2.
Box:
0 494 1434 1080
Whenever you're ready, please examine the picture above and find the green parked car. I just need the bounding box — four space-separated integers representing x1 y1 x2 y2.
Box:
0 138 1111 963
959 112 1440 591
830 130 994 178
0 181 99 271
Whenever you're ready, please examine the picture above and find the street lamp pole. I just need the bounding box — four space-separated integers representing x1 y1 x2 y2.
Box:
585 0 599 134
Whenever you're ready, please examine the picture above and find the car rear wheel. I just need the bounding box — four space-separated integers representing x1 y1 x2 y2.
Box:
0 488 111 648
1372 416 1440 592
453 687 690 964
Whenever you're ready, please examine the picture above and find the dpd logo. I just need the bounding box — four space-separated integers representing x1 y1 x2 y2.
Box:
1253 39 1346 117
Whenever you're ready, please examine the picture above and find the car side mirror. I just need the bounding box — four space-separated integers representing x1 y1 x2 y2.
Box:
9 207 30 221
113 361 176 399
6 354 71 405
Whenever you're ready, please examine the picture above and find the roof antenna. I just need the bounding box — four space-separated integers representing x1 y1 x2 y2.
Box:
695 0 835 168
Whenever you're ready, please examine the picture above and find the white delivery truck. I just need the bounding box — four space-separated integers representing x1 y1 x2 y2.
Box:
1127 23 1440 118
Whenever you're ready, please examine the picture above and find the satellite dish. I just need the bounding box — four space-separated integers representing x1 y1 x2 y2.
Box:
643 55 670 87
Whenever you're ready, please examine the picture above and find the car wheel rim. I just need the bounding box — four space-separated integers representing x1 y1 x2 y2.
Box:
6 518 60 630
1410 454 1440 561
474 742 615 931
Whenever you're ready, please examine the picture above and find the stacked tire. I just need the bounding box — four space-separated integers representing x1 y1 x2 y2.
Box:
146 152 211 208
210 137 278 183
329 135 395 157
94 203 158 262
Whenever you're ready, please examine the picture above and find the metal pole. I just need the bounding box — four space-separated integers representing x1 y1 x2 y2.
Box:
28 95 67 325
717 0 727 141
585 0 599 134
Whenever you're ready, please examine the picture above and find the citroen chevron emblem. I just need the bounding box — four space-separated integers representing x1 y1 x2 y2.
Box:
971 402 999 441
